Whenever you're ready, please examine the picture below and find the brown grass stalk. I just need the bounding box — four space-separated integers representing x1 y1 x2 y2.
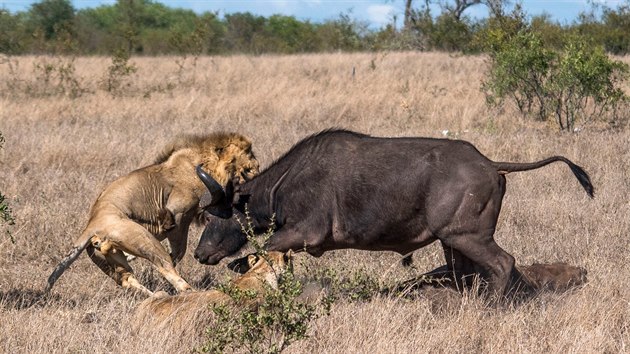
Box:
1 52 629 353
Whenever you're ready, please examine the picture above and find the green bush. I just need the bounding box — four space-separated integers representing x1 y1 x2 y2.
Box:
549 36 629 130
201 212 331 354
483 30 629 131
203 269 324 354
483 31 554 120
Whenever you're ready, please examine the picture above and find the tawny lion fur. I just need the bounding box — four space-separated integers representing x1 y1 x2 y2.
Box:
132 251 292 333
46 132 259 295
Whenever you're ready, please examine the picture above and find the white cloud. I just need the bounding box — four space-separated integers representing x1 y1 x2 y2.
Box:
366 4 395 26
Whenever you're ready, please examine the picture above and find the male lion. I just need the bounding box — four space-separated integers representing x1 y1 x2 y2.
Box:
133 251 292 332
46 132 259 295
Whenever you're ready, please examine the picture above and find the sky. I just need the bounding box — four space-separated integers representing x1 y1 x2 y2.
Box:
1 0 627 28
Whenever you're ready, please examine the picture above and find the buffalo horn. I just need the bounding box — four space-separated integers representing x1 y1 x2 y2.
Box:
196 164 225 205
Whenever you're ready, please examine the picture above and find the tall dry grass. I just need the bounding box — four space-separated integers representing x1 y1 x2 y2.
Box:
0 52 629 353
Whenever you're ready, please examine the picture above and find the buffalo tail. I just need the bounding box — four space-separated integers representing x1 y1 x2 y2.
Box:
492 156 594 198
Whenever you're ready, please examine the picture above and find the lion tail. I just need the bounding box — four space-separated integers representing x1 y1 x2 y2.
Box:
45 229 95 292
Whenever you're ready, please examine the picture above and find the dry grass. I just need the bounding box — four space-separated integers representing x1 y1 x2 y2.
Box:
1 52 629 353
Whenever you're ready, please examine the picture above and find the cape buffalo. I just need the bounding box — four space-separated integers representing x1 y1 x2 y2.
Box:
46 132 259 295
195 129 593 296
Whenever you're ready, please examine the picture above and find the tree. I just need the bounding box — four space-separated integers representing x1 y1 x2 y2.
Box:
439 0 483 21
28 0 75 40
224 12 266 53
0 10 25 54
115 0 145 53
404 0 414 29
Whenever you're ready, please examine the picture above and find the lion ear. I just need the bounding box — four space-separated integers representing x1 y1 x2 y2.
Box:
247 254 259 269
284 250 293 264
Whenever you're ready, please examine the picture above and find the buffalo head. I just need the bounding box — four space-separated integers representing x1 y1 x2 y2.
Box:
193 214 247 265
194 165 250 264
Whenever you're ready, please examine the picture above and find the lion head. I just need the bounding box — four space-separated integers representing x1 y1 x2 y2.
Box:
157 132 260 186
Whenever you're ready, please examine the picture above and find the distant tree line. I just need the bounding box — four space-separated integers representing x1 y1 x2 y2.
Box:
1 0 630 55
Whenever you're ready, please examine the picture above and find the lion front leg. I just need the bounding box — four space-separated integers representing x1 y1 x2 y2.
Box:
158 208 176 232
165 212 195 266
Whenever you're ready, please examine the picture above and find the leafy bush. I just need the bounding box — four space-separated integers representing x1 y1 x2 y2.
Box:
203 269 324 354
483 30 629 131
483 31 554 120
549 36 629 130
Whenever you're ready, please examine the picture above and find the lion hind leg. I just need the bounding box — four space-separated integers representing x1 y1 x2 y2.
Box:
86 244 153 296
109 220 194 293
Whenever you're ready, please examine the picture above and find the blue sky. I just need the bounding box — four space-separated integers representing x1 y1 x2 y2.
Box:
1 1 626 28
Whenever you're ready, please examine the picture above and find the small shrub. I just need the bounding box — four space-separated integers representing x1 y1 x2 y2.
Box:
28 55 85 98
203 270 324 354
548 36 629 131
102 48 137 96
483 30 629 131
483 31 554 120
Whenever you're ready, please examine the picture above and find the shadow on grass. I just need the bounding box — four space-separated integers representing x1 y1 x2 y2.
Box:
0 288 78 310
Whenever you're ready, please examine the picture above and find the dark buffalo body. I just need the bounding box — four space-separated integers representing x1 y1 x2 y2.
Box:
195 129 593 295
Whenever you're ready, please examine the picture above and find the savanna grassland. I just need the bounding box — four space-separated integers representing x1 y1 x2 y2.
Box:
1 52 630 353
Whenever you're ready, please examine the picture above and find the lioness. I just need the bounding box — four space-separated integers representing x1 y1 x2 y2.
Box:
46 132 259 295
133 251 292 331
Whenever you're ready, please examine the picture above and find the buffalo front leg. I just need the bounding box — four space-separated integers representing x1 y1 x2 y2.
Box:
442 244 482 291
442 233 515 299
86 244 153 296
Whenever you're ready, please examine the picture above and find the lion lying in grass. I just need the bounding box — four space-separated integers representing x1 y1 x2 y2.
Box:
132 251 292 331
46 132 259 295
389 262 588 299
